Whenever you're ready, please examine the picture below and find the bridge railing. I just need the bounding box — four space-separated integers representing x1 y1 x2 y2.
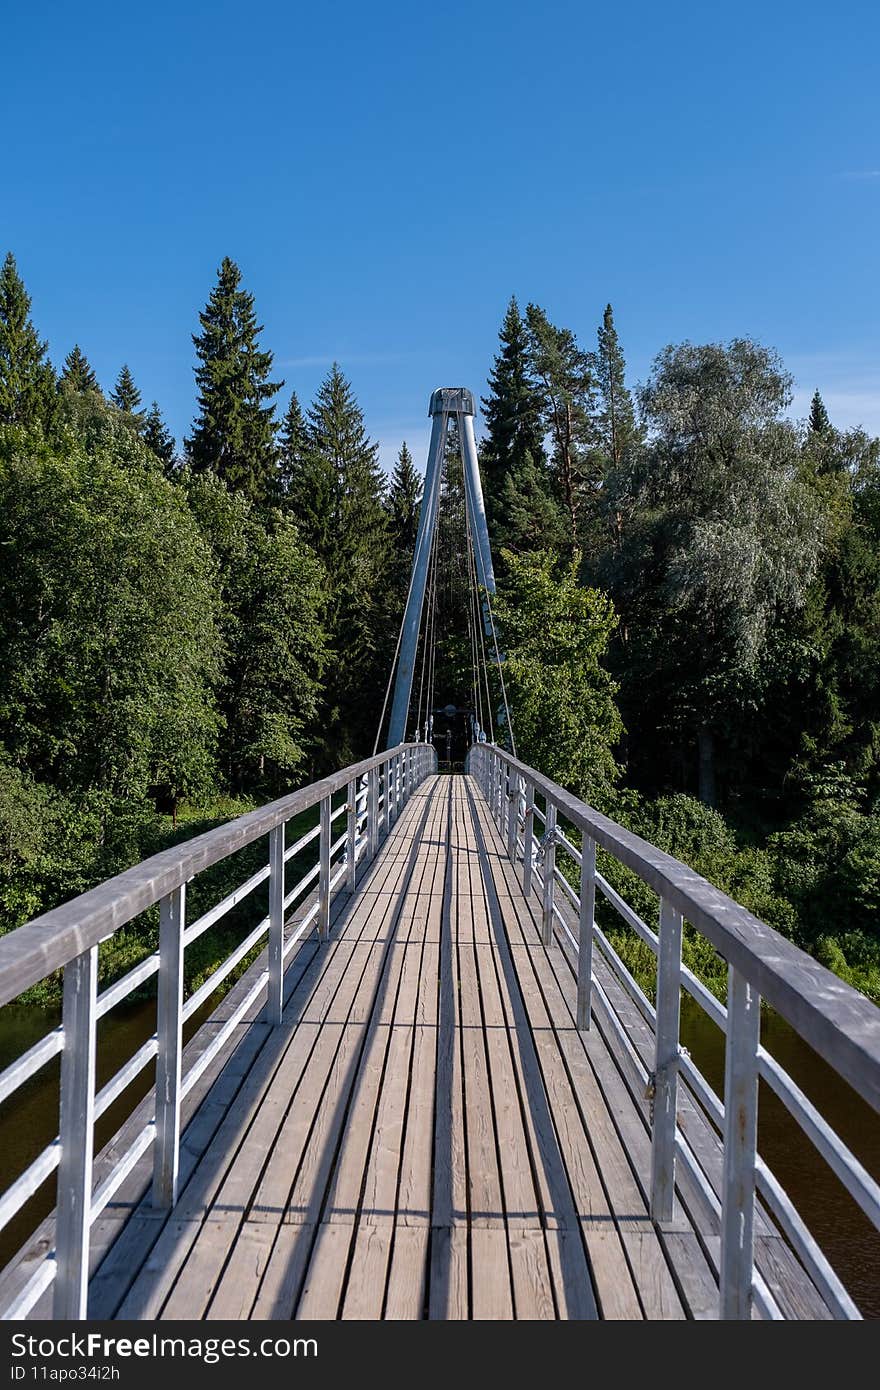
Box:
467 743 880 1321
0 741 436 1320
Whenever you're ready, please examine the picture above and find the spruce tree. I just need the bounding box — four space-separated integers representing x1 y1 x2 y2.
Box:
185 257 282 505
279 389 333 544
0 252 56 428
307 364 389 761
809 388 831 434
61 345 99 395
385 442 422 616
386 442 421 554
480 297 547 528
308 364 387 572
142 401 176 470
111 363 142 416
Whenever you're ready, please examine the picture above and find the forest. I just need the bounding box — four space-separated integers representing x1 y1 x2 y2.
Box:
1 252 879 1004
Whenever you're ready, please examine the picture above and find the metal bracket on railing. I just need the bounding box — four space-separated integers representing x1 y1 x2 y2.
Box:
644 1070 656 1122
536 827 561 859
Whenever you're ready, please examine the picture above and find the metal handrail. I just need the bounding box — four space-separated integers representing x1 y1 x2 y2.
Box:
467 742 880 1321
0 741 437 1319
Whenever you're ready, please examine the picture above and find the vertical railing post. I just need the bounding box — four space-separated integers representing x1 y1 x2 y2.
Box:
368 766 378 860
319 794 331 940
541 802 557 947
522 780 535 897
346 778 357 892
506 771 518 864
268 825 284 1026
153 884 186 1210
577 836 596 1031
650 898 683 1222
53 946 98 1319
720 966 761 1319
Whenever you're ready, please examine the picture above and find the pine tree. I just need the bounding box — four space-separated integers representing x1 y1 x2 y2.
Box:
0 252 56 428
61 345 99 394
185 257 282 505
809 388 831 435
111 364 142 416
525 303 596 551
480 297 547 531
142 401 176 470
591 304 642 555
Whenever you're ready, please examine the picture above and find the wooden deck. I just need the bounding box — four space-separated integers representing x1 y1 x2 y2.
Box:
20 774 829 1320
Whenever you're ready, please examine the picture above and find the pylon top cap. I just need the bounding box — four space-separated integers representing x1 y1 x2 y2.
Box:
429 387 475 417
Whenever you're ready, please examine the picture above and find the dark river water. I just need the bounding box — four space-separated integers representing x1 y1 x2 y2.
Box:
1 991 878 1317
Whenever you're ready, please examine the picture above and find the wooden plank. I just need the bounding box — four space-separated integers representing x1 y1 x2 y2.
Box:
508 1229 555 1320
470 1227 514 1319
384 1226 429 1318
457 925 506 1229
249 1223 316 1319
544 1230 599 1320
396 942 439 1226
427 1227 468 1320
205 1221 275 1320
340 1225 392 1318
295 1223 352 1319
326 795 442 1226
431 784 468 1233
464 782 646 1320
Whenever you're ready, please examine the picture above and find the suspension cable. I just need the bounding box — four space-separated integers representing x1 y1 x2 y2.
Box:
481 579 517 757
464 500 491 743
461 449 510 750
414 519 436 739
414 516 437 739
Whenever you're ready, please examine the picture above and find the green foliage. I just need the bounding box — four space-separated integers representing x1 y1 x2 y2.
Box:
111 363 142 417
524 303 596 548
492 549 622 806
480 297 557 554
0 424 221 806
601 338 826 803
186 474 327 789
2 261 880 1024
186 257 282 505
60 344 99 395
141 400 176 470
306 364 390 764
0 253 56 429
385 441 422 615
809 388 831 435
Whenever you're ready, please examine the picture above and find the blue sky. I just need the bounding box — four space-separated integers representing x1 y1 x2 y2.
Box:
2 0 878 472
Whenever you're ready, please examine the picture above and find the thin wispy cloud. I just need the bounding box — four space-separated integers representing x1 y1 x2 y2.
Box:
840 170 880 180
